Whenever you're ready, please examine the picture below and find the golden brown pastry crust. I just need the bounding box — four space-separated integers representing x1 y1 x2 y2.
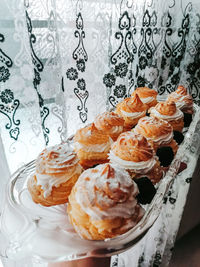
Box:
74 123 112 169
67 164 144 240
134 116 172 139
150 101 184 132
28 144 83 206
132 87 158 98
74 123 110 145
131 87 158 109
166 118 184 132
111 131 153 162
68 191 143 240
154 101 177 116
134 116 178 154
94 111 125 141
75 151 110 169
167 85 193 114
115 94 146 129
27 172 81 207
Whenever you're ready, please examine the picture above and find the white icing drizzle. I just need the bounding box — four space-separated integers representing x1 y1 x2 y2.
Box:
75 164 140 220
108 150 157 173
74 137 113 153
150 107 183 121
121 110 146 118
140 96 155 104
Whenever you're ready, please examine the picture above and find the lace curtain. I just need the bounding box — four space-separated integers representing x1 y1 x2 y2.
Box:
0 0 200 174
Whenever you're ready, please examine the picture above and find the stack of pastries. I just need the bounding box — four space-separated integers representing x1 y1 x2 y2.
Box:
27 85 193 240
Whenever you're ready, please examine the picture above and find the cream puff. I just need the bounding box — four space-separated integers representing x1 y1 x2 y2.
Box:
27 143 83 207
134 116 178 155
149 101 184 132
73 123 113 169
167 85 193 114
67 163 144 240
115 94 146 129
109 131 163 184
131 87 158 109
94 111 125 141
167 85 193 127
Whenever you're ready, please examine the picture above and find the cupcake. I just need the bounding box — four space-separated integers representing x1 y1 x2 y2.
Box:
131 87 158 109
94 111 124 141
134 116 178 155
149 101 184 132
67 163 144 240
27 143 83 207
167 85 193 127
73 123 113 169
115 94 146 129
109 131 163 184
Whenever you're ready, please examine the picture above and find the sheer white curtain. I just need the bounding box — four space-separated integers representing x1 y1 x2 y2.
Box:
0 0 200 174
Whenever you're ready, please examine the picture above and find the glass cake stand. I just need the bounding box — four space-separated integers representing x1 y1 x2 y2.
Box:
1 105 200 263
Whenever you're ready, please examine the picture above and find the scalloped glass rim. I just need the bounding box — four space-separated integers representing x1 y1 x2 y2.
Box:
1 104 200 262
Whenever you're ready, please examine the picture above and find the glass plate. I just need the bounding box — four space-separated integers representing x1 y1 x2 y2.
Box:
1 104 200 263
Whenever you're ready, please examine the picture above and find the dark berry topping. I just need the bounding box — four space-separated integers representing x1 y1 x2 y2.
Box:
135 177 156 204
156 146 174 167
173 131 184 145
183 113 192 127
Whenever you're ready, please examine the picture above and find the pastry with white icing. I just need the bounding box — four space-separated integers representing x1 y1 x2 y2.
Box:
134 116 178 154
67 163 144 240
115 94 146 129
131 87 158 109
167 85 193 114
149 100 184 132
109 131 163 184
94 111 125 141
74 123 113 169
27 143 83 206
